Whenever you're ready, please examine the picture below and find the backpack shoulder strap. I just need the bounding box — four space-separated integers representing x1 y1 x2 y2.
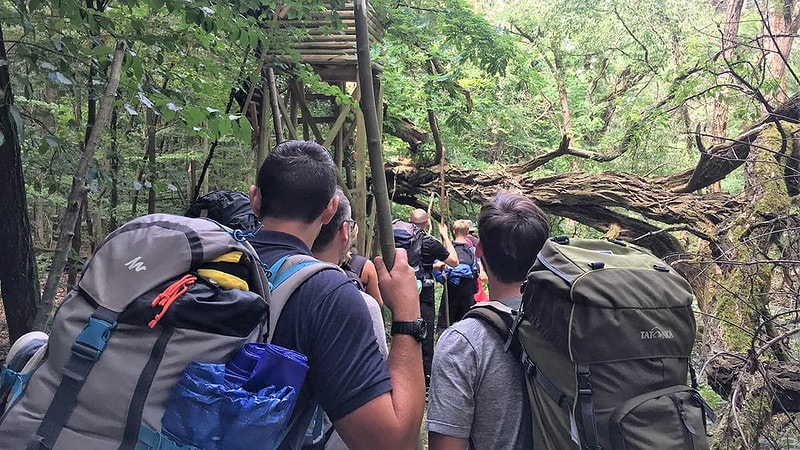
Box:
464 302 573 422
265 254 344 343
463 302 515 347
348 254 369 279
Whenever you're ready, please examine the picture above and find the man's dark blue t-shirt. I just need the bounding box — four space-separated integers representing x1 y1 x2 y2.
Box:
248 230 392 447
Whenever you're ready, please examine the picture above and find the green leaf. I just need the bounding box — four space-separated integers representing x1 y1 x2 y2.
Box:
182 107 207 128
137 92 158 113
9 105 23 136
91 45 113 59
124 104 139 116
47 72 74 86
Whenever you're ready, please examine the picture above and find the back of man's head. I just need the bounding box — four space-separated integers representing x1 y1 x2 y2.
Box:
452 220 470 237
478 192 549 283
312 187 350 253
410 209 429 227
256 140 337 223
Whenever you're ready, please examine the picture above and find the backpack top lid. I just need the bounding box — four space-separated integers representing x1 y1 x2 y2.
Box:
392 220 424 269
186 190 260 233
526 237 695 364
79 214 269 313
392 219 421 241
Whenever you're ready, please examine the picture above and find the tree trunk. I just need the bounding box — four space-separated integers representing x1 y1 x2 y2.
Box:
711 0 744 145
146 106 157 214
762 0 799 104
35 41 126 331
0 23 41 341
109 109 119 231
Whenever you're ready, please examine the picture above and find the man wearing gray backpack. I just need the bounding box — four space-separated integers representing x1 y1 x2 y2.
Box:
427 192 548 449
248 140 426 450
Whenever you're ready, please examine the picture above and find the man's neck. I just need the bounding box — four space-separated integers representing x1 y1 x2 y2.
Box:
260 217 320 249
314 246 340 265
487 275 523 300
454 235 468 244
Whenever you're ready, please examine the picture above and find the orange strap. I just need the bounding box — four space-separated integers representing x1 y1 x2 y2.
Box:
148 274 197 328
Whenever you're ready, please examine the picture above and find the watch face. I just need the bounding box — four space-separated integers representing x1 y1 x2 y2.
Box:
417 318 428 341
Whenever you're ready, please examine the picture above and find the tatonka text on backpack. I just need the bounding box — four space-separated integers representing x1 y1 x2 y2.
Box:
465 237 716 450
0 214 271 449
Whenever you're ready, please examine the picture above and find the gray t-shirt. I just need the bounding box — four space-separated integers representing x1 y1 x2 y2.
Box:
427 296 533 449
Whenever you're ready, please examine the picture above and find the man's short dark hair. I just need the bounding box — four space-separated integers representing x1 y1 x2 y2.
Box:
478 192 549 283
256 140 337 223
312 187 350 252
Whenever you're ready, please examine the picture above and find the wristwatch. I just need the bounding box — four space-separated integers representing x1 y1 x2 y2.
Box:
391 318 428 342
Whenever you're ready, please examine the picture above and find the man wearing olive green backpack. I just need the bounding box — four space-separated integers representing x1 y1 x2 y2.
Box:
427 192 549 449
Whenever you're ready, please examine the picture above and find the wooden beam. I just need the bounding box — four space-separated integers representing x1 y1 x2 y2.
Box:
266 67 284 144
323 85 360 148
290 81 324 142
354 105 368 254
275 95 297 140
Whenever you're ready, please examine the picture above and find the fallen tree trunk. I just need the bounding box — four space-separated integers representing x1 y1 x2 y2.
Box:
386 162 743 257
706 353 800 413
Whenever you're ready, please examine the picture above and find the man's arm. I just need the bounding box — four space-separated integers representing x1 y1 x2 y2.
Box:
334 249 425 450
438 224 459 267
360 259 384 307
429 433 468 450
477 259 488 282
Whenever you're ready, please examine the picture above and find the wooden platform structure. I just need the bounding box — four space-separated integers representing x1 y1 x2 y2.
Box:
253 1 387 254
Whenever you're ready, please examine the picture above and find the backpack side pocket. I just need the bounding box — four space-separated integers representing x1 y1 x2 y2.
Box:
609 385 711 450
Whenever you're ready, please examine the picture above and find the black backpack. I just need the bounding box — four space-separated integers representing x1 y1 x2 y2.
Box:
186 190 259 234
464 237 716 450
392 220 424 277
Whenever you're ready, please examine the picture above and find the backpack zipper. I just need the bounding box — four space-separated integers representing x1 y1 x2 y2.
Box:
669 394 695 450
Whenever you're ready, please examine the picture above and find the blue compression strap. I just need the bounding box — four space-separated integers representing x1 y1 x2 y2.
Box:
267 255 292 285
270 261 319 290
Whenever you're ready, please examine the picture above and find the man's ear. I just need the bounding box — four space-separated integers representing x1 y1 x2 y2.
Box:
320 194 339 225
476 241 489 273
338 221 350 243
248 185 261 217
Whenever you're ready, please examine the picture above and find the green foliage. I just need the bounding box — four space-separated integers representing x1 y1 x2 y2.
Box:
698 384 725 412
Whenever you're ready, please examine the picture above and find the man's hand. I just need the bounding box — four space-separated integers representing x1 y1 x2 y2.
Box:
375 249 420 322
439 223 449 239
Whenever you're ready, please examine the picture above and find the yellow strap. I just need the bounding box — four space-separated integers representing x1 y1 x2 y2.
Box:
197 269 249 291
210 251 243 264
197 251 249 290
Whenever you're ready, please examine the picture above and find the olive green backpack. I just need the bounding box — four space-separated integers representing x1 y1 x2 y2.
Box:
465 237 716 450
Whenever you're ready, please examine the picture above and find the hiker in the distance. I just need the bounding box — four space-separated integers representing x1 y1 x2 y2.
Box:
248 140 425 449
394 209 458 387
427 193 549 449
434 219 481 329
341 223 383 306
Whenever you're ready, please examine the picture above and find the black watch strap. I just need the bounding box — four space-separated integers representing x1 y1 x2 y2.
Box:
392 319 427 342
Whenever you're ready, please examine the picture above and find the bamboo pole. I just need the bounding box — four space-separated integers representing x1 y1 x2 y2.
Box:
355 0 395 268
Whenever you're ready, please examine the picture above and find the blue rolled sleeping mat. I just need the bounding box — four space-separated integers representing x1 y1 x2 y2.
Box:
159 343 308 450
